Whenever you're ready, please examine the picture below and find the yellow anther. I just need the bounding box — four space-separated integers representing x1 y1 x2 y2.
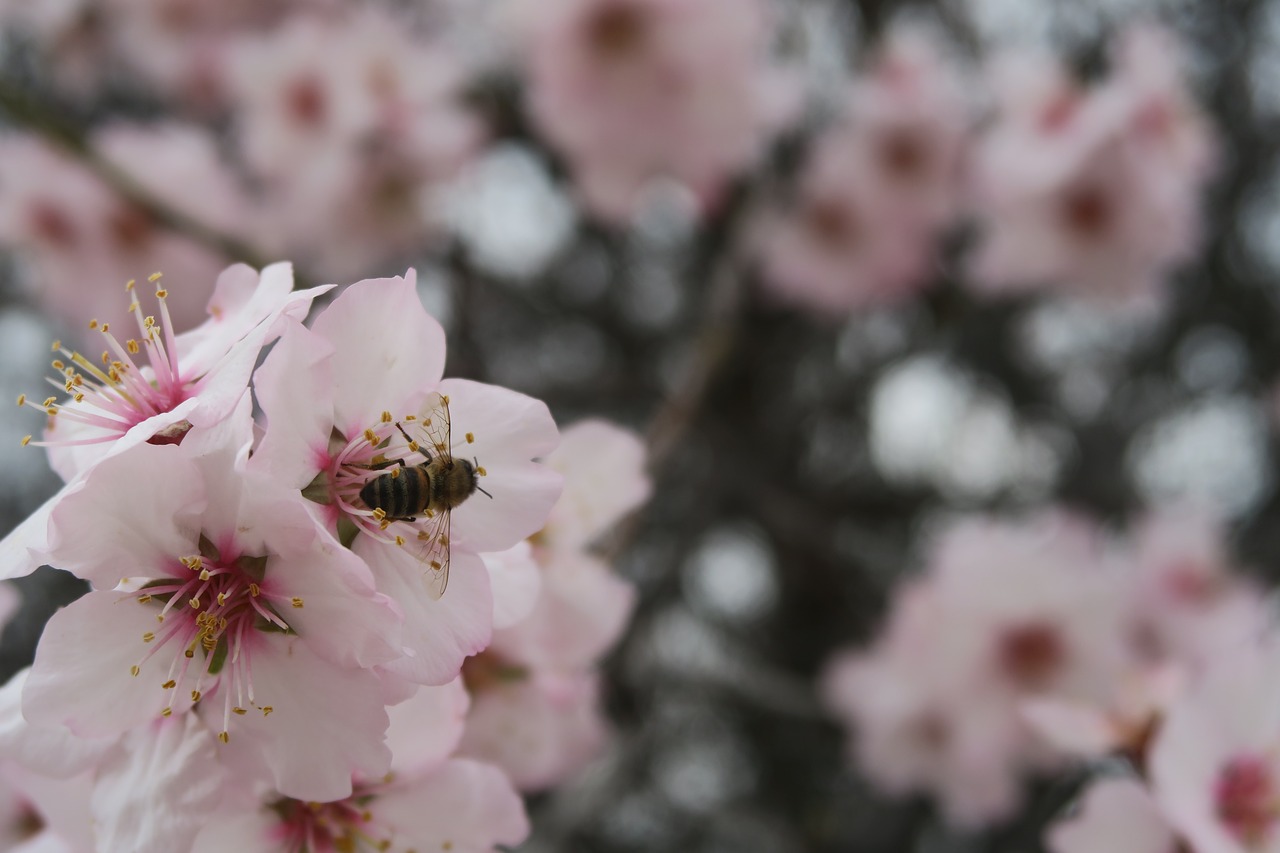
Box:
155 289 167 298
162 680 176 689
142 632 155 642
408 440 419 452
423 418 432 426
261 706 273 717
199 569 210 581
291 597 304 608
41 396 56 407
394 535 405 546
218 731 229 744
100 323 110 333
417 531 431 541
51 360 64 370
127 340 140 354
370 454 388 465
161 707 172 717
466 432 475 443
72 393 84 403
20 435 30 447
15 394 24 406
156 614 165 623
148 271 162 282
138 594 152 603
184 649 194 659
191 690 201 702
217 592 227 605
381 411 393 423
430 560 442 570
101 350 110 364
390 467 400 479
45 408 57 416
372 508 387 521
404 414 417 421
476 466 487 476
130 665 140 677
379 520 390 531
125 280 136 291
50 340 60 352
233 707 247 716
424 509 435 519
249 583 260 597
189 597 200 609
364 428 378 445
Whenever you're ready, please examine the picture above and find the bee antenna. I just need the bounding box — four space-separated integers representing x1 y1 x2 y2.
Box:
477 485 493 499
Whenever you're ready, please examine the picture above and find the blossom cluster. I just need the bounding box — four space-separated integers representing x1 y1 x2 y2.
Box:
0 265 646 852
821 508 1278 850
0 4 1217 333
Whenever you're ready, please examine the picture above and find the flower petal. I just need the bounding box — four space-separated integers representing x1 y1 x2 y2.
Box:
385 679 471 776
437 378 559 464
483 542 541 630
544 419 651 550
0 669 117 778
248 322 336 490
310 272 447 439
373 759 530 851
450 461 562 553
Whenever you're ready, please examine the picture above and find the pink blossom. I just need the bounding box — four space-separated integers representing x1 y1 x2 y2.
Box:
968 26 1216 306
460 661 609 792
0 261 327 581
1046 778 1179 853
228 10 481 278
22 412 401 802
250 274 562 686
0 124 254 335
821 513 1131 825
1150 636 1280 853
511 0 795 221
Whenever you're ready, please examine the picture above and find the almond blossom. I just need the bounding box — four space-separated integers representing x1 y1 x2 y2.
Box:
21 409 402 802
761 26 971 313
459 420 645 790
967 25 1216 307
510 0 796 221
0 124 254 334
249 273 562 687
0 261 328 581
1047 778 1179 853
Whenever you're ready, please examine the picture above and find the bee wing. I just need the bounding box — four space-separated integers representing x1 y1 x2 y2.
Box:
414 392 454 464
409 507 452 601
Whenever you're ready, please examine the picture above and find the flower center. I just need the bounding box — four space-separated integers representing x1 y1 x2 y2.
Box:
268 786 393 853
878 127 930 181
585 2 649 59
1061 185 1113 239
129 536 302 742
997 621 1066 690
18 274 193 453
803 197 860 250
1216 754 1280 846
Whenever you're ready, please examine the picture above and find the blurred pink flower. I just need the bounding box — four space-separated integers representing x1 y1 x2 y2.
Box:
822 513 1131 826
512 0 795 222
968 26 1216 307
227 10 481 278
761 26 970 313
1150 635 1280 852
0 124 254 335
1046 778 1179 853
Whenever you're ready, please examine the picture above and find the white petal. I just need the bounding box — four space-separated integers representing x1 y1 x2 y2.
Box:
373 759 529 851
450 461 563 554
483 542 541 630
385 679 471 775
248 322 336 490
437 378 559 464
0 669 117 777
545 419 651 549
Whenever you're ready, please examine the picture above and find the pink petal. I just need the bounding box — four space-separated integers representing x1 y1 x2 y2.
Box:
208 635 390 803
385 680 471 775
0 669 117 778
191 811 278 853
91 714 227 853
450 461 563 554
249 322 336 490
45 443 205 589
1047 778 1177 853
24 592 185 738
0 765 95 853
483 542 542 630
310 273 447 440
0 491 58 581
357 541 493 686
373 759 530 850
437 378 559 464
545 419 651 550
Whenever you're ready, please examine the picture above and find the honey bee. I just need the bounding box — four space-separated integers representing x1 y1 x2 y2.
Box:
358 394 489 599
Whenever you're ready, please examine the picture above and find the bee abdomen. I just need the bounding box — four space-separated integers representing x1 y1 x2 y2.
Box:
360 465 430 519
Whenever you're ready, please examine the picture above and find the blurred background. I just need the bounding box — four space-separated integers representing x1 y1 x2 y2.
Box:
0 0 1275 850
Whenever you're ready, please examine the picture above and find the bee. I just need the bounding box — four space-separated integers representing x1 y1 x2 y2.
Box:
358 394 490 599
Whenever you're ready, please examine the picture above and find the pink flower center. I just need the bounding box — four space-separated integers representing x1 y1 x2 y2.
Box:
878 127 930 181
18 276 194 453
129 537 303 742
803 197 860 250
1060 185 1113 240
285 76 328 128
584 2 649 59
997 621 1066 690
106 204 155 251
268 786 393 853
1216 755 1280 845
27 198 79 247
1162 560 1223 604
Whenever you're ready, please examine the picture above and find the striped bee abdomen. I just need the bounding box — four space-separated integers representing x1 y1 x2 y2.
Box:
359 465 432 520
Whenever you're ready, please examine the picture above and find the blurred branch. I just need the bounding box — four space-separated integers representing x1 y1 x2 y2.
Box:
0 77 292 280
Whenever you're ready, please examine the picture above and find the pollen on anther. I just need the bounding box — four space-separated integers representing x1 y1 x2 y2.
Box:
189 597 201 609
364 428 378 444
233 707 247 716
138 593 152 604
476 466 487 476
147 271 163 282
291 597 304 608
381 410 393 423
161 707 172 717
199 569 211 581
155 289 168 298
15 394 24 407
395 535 405 546
217 592 227 605
191 690 202 702
249 583 260 597
262 706 274 717
162 680 176 689
130 665 140 677
142 632 155 643
390 467 400 479
20 435 30 447
465 432 475 444
126 340 140 355
218 731 229 744
372 508 387 521
408 440 419 452
50 340 60 352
